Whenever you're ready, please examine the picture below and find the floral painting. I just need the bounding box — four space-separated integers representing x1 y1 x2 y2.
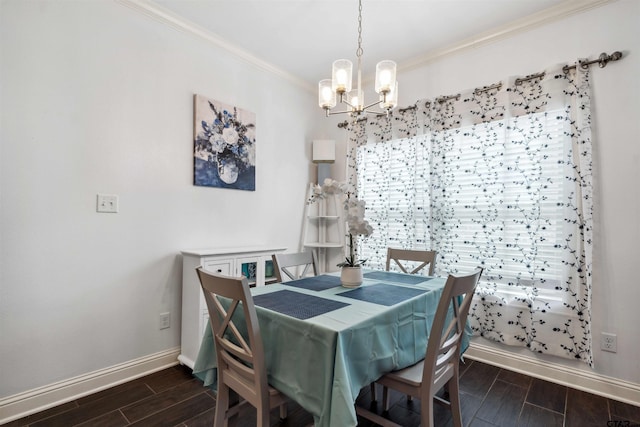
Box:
193 95 256 190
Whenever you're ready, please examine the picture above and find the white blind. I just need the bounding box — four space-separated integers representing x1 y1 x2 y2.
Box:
356 109 568 292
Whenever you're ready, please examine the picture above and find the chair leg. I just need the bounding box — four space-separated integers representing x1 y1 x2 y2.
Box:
420 391 435 427
279 402 287 419
257 405 270 427
448 377 463 427
215 383 230 427
382 385 391 411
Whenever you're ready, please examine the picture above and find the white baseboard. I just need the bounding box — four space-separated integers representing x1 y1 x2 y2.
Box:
0 347 181 425
465 341 640 406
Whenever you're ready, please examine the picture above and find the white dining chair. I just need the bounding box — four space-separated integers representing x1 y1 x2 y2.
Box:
196 267 288 426
272 251 318 282
386 248 437 276
357 268 482 427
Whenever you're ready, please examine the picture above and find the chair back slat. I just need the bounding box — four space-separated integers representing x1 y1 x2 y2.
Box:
272 251 318 282
196 267 270 407
422 268 482 389
386 248 437 276
214 298 252 358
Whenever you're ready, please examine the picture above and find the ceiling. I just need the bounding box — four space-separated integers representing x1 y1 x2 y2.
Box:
148 0 604 89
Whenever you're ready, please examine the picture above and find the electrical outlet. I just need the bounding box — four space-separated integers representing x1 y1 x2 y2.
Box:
159 312 171 330
601 332 617 353
96 194 119 213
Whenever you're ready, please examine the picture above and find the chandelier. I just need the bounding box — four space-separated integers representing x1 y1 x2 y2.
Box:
318 0 398 117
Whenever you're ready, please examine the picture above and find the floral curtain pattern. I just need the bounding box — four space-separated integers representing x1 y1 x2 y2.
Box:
346 63 594 365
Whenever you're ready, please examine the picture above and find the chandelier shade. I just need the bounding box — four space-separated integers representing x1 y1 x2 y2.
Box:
332 60 353 94
319 79 337 109
318 0 398 117
375 60 397 94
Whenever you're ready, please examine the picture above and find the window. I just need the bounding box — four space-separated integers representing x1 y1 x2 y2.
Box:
348 66 594 364
356 109 568 300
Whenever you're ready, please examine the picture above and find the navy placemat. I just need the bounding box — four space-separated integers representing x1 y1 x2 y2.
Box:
283 274 342 291
253 290 350 320
338 283 427 306
363 271 432 285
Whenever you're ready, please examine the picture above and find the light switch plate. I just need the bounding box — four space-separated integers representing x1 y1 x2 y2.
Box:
97 194 118 213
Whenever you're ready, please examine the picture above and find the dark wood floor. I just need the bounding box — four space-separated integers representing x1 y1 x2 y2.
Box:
6 359 640 427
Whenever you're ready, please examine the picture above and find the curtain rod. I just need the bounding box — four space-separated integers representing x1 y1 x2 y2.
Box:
563 51 622 73
338 50 624 129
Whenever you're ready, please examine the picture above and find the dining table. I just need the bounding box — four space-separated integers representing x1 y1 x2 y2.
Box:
192 269 467 427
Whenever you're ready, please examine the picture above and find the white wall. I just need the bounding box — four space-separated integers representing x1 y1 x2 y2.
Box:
1 0 637 405
333 0 639 385
0 0 320 398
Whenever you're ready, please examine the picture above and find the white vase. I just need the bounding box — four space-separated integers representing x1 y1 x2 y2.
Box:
340 266 363 288
217 156 239 184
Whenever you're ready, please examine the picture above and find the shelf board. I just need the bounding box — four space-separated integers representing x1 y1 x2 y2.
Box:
304 243 344 248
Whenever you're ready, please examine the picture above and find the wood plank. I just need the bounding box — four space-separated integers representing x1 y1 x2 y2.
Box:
30 383 154 427
474 379 528 426
2 401 79 427
183 407 215 427
609 398 640 424
565 388 610 427
74 410 129 427
127 392 215 426
497 368 532 388
459 391 485 426
75 376 150 406
518 403 563 427
459 361 500 398
121 378 208 422
143 364 196 394
526 377 567 414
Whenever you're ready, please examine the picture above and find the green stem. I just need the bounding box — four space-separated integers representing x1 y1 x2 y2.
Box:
349 233 354 265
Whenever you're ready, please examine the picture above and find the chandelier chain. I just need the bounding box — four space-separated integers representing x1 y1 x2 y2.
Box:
318 0 397 117
356 0 363 59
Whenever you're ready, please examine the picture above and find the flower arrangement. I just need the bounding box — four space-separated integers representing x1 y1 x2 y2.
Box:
308 179 373 267
195 101 255 183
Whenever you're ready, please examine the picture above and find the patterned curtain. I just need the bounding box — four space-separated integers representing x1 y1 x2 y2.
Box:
346 63 594 365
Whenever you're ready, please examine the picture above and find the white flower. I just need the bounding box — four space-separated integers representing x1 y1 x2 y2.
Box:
307 179 349 204
321 178 347 195
344 199 373 237
208 133 226 153
222 127 239 145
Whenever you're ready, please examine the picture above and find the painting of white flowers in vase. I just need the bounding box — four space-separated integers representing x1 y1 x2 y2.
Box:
193 95 256 190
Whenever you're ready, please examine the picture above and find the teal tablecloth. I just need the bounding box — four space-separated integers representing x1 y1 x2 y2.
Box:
193 271 457 427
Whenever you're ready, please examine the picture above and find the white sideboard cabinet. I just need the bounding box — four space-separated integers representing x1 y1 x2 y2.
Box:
179 246 286 368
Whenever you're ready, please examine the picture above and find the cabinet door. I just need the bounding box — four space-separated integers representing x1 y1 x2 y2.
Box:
199 259 234 341
236 256 261 287
264 258 278 285
202 259 233 275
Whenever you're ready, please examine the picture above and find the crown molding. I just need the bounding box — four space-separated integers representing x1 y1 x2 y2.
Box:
400 0 617 73
116 0 615 93
114 0 315 93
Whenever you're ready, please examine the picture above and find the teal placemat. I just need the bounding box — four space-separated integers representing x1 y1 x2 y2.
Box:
254 290 350 319
283 274 342 291
338 283 427 306
363 271 432 285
